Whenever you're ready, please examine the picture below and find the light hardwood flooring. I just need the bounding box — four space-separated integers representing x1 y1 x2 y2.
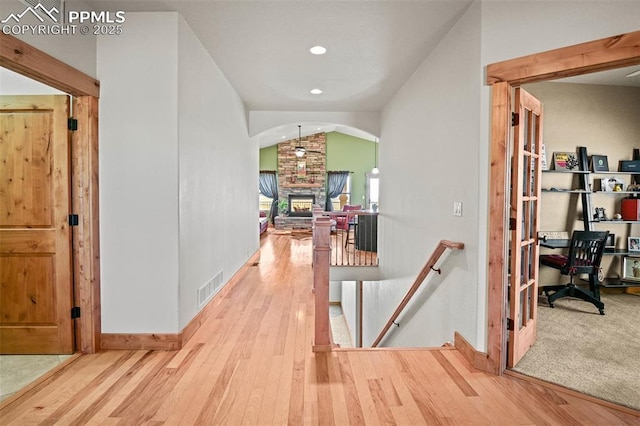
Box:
1 233 639 424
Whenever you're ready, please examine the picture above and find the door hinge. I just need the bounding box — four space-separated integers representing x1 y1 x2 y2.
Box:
509 218 516 231
71 306 81 319
68 118 78 131
511 112 519 126
507 318 514 331
69 214 79 226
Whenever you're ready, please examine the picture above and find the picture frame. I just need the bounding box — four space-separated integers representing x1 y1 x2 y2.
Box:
553 152 580 172
629 237 640 252
591 155 609 172
622 256 640 282
296 161 306 176
605 233 616 252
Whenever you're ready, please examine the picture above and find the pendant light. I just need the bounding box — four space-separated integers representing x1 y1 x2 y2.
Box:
372 138 379 174
295 125 306 157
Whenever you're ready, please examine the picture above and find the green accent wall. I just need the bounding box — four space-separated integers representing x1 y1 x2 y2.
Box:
259 145 277 170
259 131 376 207
326 132 376 207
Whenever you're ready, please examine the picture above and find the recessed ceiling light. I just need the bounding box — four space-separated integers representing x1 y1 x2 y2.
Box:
281 136 286 139
626 69 640 78
310 88 323 95
309 45 327 55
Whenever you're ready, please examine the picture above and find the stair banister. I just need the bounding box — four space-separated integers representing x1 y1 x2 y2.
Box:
371 240 464 348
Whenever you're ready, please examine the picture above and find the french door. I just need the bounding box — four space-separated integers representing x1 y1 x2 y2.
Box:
507 88 543 367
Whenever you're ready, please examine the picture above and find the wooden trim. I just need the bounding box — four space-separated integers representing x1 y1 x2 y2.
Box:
0 34 100 98
486 31 640 376
487 31 640 85
71 96 101 354
100 249 261 351
371 240 465 347
486 82 510 375
504 370 640 417
2 36 102 354
454 332 491 373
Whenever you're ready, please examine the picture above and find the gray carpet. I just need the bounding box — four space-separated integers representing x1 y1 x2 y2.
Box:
513 292 640 411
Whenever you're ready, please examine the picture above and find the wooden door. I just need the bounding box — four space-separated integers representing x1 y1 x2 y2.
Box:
507 88 543 367
0 95 74 354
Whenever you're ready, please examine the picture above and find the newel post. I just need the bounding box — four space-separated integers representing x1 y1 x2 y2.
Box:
312 216 336 352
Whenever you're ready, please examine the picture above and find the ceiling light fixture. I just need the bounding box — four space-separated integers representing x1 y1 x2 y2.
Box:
372 138 379 174
295 125 306 157
310 88 323 94
309 45 327 55
625 69 640 78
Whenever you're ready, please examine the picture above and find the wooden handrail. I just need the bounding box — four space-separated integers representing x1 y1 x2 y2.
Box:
371 239 464 347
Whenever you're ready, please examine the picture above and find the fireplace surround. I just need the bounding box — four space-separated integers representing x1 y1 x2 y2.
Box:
288 194 315 217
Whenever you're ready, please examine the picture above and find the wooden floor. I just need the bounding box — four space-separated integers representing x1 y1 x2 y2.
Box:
1 233 639 425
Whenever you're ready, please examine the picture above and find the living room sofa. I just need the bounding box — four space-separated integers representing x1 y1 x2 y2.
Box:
259 211 268 235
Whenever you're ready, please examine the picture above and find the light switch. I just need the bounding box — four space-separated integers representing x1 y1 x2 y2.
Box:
453 201 462 217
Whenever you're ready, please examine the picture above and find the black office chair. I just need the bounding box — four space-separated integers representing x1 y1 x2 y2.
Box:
540 230 608 315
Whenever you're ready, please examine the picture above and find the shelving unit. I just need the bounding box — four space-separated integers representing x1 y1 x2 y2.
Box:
542 146 640 287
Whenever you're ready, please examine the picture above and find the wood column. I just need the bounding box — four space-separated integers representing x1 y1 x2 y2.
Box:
312 217 336 352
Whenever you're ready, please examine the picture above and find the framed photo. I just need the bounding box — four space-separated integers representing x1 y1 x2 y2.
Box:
622 256 640 282
296 161 306 175
591 155 609 172
629 237 640 252
605 233 616 252
553 152 580 172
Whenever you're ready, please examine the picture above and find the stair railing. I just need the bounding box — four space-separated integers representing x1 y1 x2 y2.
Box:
371 240 464 348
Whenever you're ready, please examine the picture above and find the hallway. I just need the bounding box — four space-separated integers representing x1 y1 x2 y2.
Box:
1 233 638 424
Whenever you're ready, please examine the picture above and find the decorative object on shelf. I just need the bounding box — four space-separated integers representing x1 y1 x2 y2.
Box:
605 233 616 252
614 213 623 220
553 152 579 171
628 237 640 252
591 155 609 172
628 183 640 192
622 256 640 282
621 197 640 221
598 177 625 192
593 207 607 221
619 160 640 172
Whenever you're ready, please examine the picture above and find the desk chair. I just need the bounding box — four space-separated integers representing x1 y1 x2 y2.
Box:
539 230 608 315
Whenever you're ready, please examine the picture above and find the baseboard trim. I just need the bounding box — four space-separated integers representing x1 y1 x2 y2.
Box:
454 331 492 373
505 370 640 416
99 249 260 351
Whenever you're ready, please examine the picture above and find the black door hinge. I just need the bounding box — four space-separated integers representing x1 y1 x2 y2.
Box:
509 218 516 231
71 306 81 319
507 318 514 331
512 112 519 126
69 214 79 226
68 118 78 131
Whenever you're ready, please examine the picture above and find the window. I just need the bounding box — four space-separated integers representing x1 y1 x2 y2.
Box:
331 175 351 210
366 172 379 211
259 193 273 212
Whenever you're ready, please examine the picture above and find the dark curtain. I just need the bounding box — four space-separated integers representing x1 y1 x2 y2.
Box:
259 171 279 223
325 171 349 211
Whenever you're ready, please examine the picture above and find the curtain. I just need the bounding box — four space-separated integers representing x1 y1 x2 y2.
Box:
325 171 349 211
259 171 279 223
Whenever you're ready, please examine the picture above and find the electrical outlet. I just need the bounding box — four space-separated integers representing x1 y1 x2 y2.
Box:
453 201 462 217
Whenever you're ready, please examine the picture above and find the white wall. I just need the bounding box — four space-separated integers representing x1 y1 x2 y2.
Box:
98 13 180 333
374 1 481 348
177 16 257 329
8 0 97 77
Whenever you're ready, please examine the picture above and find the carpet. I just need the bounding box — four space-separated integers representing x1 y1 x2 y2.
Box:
513 293 640 411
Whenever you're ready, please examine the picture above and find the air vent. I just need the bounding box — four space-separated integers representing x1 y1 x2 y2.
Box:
197 271 223 309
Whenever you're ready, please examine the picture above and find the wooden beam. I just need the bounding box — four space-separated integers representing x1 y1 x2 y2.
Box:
487 31 640 85
486 82 510 375
0 34 100 98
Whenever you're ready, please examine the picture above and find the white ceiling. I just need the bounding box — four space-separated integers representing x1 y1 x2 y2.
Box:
87 0 473 113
